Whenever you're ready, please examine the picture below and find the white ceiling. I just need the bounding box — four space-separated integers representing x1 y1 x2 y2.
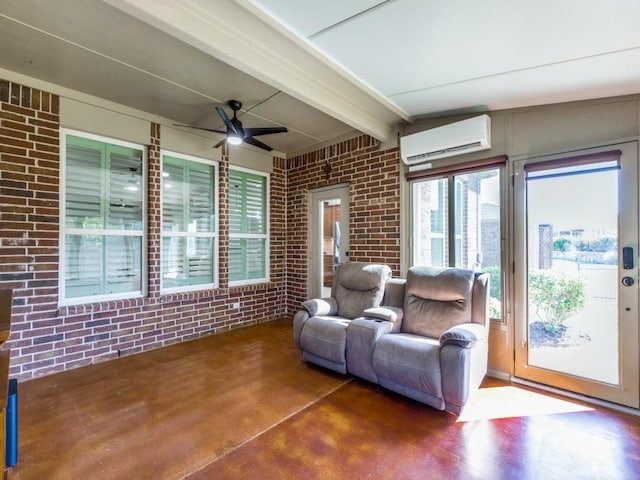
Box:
1 0 640 156
250 0 640 116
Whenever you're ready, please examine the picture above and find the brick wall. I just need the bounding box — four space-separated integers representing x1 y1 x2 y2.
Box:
0 79 286 380
0 78 401 380
286 135 401 314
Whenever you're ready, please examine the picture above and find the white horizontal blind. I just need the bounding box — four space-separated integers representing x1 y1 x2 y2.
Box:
229 168 268 283
63 134 144 301
161 153 217 291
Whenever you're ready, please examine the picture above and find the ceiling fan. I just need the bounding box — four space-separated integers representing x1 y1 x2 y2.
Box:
174 100 288 152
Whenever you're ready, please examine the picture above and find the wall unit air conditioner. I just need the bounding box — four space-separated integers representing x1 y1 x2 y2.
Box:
400 114 491 166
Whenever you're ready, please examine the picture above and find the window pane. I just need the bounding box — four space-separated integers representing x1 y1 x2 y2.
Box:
245 175 266 234
229 171 244 234
106 236 142 293
229 238 266 282
65 234 141 297
108 147 143 230
163 236 185 284
229 170 266 234
412 168 502 320
65 235 142 298
412 178 448 267
246 238 266 279
162 236 214 288
454 169 502 319
65 234 104 298
63 133 145 302
66 138 103 229
161 154 217 291
162 160 185 232
189 162 215 233
228 238 243 282
229 168 268 283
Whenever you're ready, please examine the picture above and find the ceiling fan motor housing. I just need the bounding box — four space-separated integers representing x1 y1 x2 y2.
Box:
228 99 242 112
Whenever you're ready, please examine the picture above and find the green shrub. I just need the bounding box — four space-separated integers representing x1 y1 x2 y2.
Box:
553 237 572 252
575 237 616 253
489 297 502 320
482 265 502 319
483 265 501 300
528 269 585 327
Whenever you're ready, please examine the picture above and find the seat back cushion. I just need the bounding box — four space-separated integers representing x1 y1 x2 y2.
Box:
334 263 391 319
471 272 490 327
402 266 475 338
382 278 406 309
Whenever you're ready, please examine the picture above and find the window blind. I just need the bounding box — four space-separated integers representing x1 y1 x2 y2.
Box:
229 169 268 283
63 134 144 301
161 154 216 290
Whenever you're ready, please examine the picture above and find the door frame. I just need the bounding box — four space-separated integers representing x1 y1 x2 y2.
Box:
308 183 350 299
512 142 639 408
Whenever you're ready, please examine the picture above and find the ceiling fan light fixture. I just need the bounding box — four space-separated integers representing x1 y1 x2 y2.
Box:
175 99 287 151
227 134 242 145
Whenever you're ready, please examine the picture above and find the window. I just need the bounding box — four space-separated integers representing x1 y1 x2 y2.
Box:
411 167 503 320
161 152 218 292
229 167 269 284
61 131 145 304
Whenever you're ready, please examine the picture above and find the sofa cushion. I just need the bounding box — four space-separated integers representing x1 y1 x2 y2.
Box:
381 278 406 308
402 266 475 338
372 333 442 399
335 263 391 319
300 316 350 364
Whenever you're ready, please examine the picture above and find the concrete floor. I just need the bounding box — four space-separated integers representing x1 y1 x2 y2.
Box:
9 318 640 479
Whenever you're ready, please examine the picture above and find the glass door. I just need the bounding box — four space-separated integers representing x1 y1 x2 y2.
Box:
309 184 349 298
514 144 639 408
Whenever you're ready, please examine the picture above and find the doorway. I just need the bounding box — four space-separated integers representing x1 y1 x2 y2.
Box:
513 143 639 408
308 184 350 298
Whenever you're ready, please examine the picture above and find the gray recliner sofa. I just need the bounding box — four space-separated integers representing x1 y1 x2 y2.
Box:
293 262 392 374
294 264 490 414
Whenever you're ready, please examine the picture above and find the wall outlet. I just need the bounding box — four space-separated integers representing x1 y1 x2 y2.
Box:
232 302 240 310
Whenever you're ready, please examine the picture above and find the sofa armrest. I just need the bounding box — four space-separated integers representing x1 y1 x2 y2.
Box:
302 297 338 316
346 317 394 383
439 323 487 348
363 306 403 333
293 310 309 349
363 306 403 324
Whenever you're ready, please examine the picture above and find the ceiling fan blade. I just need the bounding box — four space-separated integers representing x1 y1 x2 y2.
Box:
244 126 288 137
213 138 226 149
216 106 238 135
244 136 273 152
173 124 226 134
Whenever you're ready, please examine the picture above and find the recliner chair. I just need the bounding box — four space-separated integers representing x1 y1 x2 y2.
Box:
293 262 391 374
368 266 489 413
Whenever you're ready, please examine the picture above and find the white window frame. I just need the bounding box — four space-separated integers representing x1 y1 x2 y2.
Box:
410 167 505 321
160 150 219 294
59 129 147 306
228 166 270 286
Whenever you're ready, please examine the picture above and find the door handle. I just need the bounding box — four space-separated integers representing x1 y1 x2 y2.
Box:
622 276 635 287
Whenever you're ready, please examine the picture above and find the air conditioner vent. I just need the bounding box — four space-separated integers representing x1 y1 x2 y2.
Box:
400 115 491 165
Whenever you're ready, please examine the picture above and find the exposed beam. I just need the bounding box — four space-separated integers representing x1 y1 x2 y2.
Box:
103 0 410 143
